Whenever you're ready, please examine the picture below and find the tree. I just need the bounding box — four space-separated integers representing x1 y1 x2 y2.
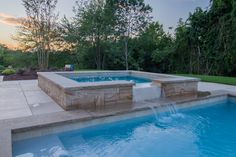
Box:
0 44 7 66
130 22 173 72
173 9 209 74
115 0 152 70
171 0 236 75
172 19 191 73
62 0 117 69
15 0 59 69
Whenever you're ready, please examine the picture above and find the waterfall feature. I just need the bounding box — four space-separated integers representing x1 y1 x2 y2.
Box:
167 103 178 114
148 106 159 121
148 102 183 126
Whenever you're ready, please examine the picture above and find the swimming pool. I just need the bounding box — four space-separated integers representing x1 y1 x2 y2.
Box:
13 99 236 157
71 75 152 84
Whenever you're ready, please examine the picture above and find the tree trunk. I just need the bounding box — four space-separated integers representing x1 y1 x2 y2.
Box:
124 37 128 70
96 40 102 70
197 45 201 74
37 50 49 70
46 51 49 69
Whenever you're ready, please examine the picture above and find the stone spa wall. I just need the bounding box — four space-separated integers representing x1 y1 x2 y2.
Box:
38 71 199 110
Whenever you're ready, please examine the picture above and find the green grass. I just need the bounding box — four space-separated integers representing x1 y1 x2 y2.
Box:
176 74 236 86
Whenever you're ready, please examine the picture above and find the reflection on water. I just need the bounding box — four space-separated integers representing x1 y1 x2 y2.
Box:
13 101 236 157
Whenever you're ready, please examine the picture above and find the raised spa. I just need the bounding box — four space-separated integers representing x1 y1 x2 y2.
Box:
38 71 199 110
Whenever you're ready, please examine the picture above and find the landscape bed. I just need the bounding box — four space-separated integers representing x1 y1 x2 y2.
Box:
10 94 236 157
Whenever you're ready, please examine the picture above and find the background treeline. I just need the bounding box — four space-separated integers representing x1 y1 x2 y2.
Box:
0 45 74 72
172 0 236 76
1 0 236 76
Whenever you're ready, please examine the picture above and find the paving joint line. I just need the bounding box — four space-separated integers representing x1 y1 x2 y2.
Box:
18 82 33 115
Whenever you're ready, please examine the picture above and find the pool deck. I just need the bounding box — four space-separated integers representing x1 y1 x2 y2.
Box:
0 79 236 157
0 80 63 120
199 82 236 93
0 80 236 121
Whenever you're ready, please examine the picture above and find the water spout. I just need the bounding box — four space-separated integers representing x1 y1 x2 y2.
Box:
148 102 185 129
148 106 159 121
148 102 180 122
167 103 178 114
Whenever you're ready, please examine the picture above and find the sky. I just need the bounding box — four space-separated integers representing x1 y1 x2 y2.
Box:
0 0 210 48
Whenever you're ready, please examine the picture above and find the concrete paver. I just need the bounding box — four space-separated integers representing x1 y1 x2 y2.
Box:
0 80 63 120
198 82 236 93
29 101 63 115
24 90 55 105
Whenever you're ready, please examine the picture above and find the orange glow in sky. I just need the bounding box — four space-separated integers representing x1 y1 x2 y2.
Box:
0 0 209 49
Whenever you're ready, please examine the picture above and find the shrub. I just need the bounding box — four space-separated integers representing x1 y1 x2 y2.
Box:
0 65 5 73
2 68 16 75
17 68 26 75
1 50 37 69
49 52 77 69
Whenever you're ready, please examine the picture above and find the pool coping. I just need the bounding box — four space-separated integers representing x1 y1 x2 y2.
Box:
1 90 235 157
37 70 200 89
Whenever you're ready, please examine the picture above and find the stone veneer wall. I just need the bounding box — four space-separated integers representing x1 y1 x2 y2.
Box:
64 86 133 110
38 75 68 109
38 74 134 110
38 71 200 110
153 80 198 97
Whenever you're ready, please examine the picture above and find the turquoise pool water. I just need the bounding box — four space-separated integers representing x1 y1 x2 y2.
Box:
71 75 151 84
13 99 236 157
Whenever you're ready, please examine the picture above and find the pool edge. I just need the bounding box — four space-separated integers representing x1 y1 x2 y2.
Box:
0 90 234 157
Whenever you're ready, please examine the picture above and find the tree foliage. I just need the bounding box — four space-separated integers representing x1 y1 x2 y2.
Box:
62 0 152 70
9 0 236 76
115 0 152 70
171 0 236 75
15 0 59 69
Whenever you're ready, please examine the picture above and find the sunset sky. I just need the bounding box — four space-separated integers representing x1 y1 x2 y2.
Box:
0 0 210 48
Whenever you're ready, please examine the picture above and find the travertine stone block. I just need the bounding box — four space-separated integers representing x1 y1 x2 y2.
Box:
38 71 199 110
38 74 134 110
160 81 198 97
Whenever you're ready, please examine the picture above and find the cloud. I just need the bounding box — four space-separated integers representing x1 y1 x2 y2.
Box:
0 12 24 26
0 13 15 18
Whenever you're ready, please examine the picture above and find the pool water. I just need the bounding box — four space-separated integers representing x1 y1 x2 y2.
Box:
71 75 151 84
13 99 236 157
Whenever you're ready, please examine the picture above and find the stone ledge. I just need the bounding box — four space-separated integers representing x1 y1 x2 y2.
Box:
38 72 135 110
153 78 200 84
38 71 200 110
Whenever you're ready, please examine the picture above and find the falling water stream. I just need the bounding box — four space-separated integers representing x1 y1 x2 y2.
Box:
148 106 159 121
148 102 179 122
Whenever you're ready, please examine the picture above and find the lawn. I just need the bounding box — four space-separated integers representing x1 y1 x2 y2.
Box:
176 74 236 86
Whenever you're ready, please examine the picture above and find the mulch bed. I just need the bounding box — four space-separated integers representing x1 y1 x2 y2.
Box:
3 71 38 81
2 69 63 81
